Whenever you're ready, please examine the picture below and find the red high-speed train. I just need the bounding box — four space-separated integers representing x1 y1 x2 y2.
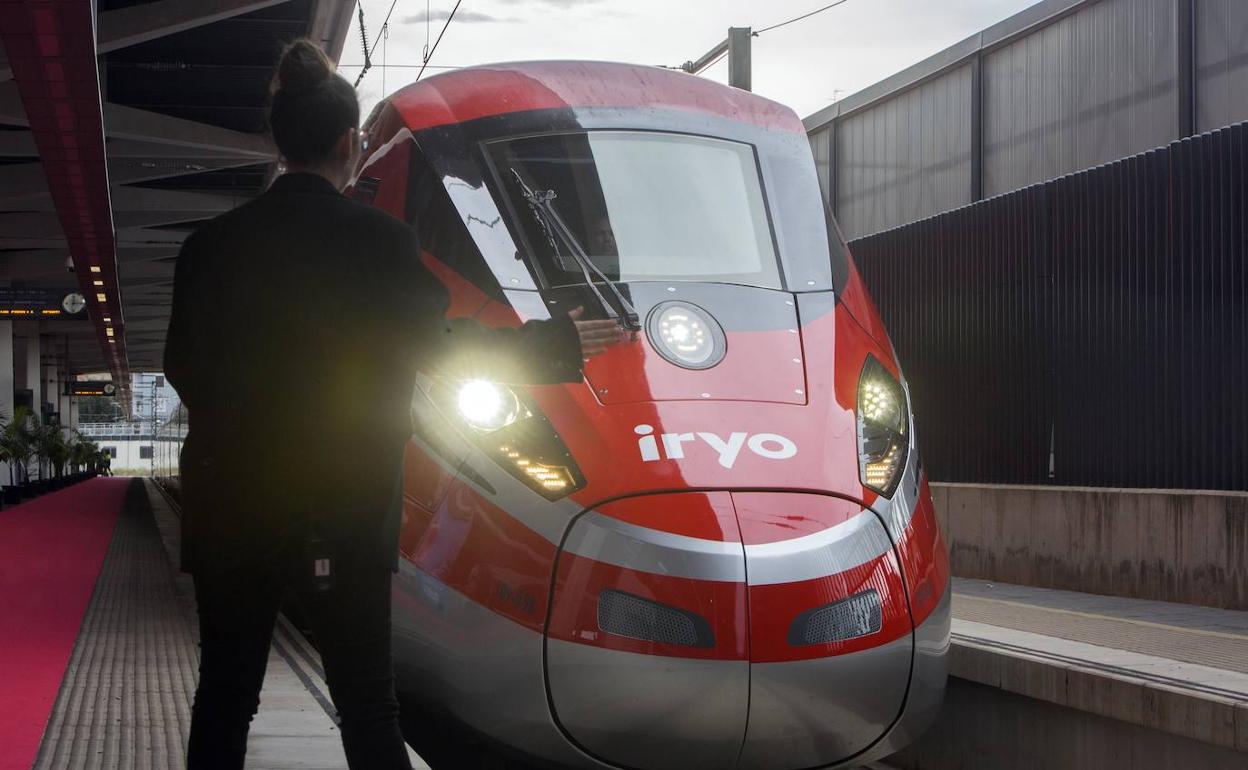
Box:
353 61 949 770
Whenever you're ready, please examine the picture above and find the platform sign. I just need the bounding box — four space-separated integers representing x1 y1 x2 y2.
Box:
0 289 88 319
69 382 116 397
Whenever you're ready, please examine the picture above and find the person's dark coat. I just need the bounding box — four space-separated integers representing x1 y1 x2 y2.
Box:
164 172 580 574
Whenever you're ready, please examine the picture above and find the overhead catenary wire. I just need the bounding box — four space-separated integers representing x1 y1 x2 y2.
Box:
674 0 853 74
351 1 370 87
352 0 403 88
340 63 463 69
381 22 387 93
368 0 401 58
423 0 432 61
755 0 852 35
416 0 465 82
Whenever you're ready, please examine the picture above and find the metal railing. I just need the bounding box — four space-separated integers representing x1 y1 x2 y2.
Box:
153 402 186 478
77 421 150 438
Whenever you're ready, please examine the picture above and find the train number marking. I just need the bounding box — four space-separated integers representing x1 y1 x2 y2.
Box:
634 424 797 468
495 580 537 616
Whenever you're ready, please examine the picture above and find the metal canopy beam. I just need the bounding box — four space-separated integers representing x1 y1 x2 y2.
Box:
103 102 274 157
0 0 126 381
0 162 49 203
106 138 260 160
0 130 35 155
0 212 65 239
111 186 242 213
97 0 292 53
0 80 26 125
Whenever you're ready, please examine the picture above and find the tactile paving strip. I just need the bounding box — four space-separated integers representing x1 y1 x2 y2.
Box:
34 480 200 769
953 594 1248 675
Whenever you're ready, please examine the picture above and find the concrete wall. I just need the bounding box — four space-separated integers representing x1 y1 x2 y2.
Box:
931 483 1248 610
96 438 152 476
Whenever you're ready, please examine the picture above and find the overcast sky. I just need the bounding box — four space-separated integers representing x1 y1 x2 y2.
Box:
337 0 1041 121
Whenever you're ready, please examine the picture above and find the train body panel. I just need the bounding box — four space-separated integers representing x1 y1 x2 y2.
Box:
354 60 949 770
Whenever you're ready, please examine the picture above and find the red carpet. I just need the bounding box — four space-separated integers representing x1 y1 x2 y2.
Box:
0 478 129 770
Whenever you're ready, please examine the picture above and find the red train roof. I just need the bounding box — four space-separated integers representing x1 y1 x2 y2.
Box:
386 60 805 135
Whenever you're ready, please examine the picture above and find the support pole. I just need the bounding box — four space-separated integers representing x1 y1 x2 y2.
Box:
1176 0 1196 137
728 27 752 92
682 27 753 92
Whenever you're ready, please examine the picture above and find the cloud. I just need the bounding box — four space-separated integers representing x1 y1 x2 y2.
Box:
400 10 519 24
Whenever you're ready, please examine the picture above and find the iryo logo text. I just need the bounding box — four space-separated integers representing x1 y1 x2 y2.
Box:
633 424 798 469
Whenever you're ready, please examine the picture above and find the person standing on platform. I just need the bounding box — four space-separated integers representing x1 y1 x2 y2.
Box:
163 39 625 770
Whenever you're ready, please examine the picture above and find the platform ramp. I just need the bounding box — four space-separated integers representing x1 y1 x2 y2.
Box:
886 578 1248 770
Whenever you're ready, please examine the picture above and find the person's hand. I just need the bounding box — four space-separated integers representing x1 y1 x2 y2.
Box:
568 306 628 358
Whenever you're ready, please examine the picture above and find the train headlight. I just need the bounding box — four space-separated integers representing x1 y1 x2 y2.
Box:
857 356 909 497
456 380 525 432
646 302 725 369
426 377 585 501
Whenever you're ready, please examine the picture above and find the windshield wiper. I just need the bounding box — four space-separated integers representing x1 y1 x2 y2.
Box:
510 168 641 331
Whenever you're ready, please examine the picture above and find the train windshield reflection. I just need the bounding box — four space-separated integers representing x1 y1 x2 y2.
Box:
487 131 782 289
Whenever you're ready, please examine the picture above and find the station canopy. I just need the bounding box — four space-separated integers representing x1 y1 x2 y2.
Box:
0 0 356 397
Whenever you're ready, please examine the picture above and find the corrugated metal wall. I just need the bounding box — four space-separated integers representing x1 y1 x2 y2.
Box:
1196 0 1248 132
847 122 1246 491
812 0 1248 240
829 65 975 241
982 0 1178 196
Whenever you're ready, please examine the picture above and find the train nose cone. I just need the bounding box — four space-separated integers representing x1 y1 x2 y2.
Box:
545 492 915 770
733 493 913 769
545 492 749 770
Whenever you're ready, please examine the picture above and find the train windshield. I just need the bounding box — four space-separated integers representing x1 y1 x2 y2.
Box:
487 131 782 289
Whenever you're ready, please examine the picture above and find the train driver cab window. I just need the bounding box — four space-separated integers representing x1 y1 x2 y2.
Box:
486 131 782 290
405 147 504 301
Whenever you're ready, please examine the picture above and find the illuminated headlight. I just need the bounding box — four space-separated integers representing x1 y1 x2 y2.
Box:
646 302 726 369
857 356 909 497
496 443 579 495
425 377 585 501
456 380 526 432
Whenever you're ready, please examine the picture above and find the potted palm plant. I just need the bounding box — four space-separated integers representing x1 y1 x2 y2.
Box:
0 407 36 501
34 424 70 489
66 432 96 482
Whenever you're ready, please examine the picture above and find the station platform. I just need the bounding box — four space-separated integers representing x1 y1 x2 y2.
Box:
1 478 1243 769
0 478 429 770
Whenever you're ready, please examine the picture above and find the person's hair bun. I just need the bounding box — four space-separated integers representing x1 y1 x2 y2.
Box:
268 38 359 164
275 39 333 95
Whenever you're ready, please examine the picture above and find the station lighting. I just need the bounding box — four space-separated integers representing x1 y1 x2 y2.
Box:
646 301 726 369
105 328 114 337
856 356 909 497
92 280 104 287
95 293 106 302
89 266 101 273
